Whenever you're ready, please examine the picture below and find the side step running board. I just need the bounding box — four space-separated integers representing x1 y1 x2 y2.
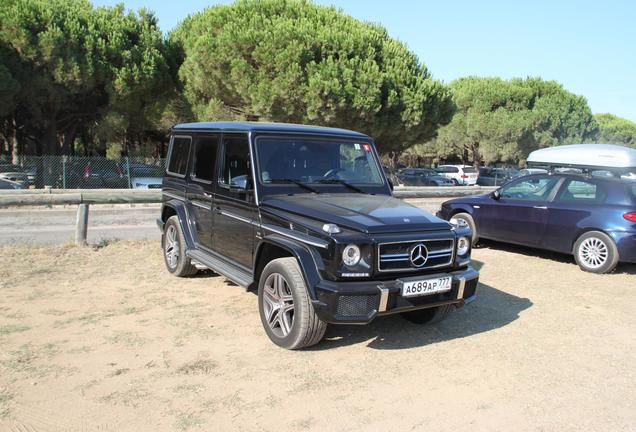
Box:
186 249 254 288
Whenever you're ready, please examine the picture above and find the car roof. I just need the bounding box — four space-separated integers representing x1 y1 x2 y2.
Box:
172 121 370 139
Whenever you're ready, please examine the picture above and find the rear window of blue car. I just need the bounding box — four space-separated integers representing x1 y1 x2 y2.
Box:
557 180 606 203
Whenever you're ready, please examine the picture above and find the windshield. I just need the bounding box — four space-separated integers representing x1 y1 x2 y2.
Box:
256 137 384 186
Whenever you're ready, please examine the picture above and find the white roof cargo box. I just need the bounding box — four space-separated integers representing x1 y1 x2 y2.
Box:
527 144 636 171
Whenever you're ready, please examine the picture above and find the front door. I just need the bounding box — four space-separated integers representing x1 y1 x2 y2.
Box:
479 175 562 246
212 133 255 270
186 134 219 250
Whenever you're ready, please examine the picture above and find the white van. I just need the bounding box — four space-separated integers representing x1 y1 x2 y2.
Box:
435 165 479 185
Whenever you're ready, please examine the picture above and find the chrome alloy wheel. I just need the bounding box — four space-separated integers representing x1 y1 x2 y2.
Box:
578 237 609 269
164 225 180 269
262 273 295 338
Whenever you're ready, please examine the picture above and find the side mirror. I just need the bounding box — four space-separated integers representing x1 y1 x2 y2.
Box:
491 190 501 200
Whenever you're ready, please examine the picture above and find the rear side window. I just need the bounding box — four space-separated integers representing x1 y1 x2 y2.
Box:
462 167 477 173
437 166 459 173
557 180 606 203
168 136 191 176
192 135 219 182
220 134 250 187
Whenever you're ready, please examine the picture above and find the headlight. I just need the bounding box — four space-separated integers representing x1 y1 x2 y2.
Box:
342 244 361 267
457 236 470 255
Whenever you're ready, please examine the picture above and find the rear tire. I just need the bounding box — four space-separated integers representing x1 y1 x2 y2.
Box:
401 304 454 324
450 212 478 244
162 216 197 277
258 258 327 349
573 231 619 274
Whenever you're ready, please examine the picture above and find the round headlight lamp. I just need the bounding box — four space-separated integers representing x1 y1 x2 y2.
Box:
457 236 470 255
342 244 361 267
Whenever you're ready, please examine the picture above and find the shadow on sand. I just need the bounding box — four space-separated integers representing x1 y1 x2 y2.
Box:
308 258 533 350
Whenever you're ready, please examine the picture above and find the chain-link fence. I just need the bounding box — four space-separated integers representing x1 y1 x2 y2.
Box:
0 155 167 189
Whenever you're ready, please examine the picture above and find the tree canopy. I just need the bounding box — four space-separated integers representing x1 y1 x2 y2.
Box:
0 0 177 157
429 77 598 166
594 113 636 148
171 0 455 154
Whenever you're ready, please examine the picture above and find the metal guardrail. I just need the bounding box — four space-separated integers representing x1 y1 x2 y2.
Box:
0 186 495 245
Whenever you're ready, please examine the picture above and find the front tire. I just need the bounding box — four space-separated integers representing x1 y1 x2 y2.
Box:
573 231 619 274
162 216 197 277
258 258 327 349
450 212 478 244
401 304 454 324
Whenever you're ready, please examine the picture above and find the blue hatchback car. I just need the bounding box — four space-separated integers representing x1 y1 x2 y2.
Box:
438 172 636 273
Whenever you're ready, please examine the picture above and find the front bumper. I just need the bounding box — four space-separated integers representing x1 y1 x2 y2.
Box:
312 266 479 324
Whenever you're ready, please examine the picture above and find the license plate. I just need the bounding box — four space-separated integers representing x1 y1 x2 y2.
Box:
401 276 452 298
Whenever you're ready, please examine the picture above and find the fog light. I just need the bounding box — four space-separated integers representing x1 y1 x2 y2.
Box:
457 237 470 255
342 244 361 267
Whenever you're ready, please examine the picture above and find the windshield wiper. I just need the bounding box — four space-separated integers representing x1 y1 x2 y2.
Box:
266 178 320 194
315 178 367 194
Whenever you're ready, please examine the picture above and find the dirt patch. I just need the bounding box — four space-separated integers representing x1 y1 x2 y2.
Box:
0 240 635 431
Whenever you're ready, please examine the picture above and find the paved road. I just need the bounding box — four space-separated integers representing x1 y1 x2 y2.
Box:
0 199 444 246
0 205 161 245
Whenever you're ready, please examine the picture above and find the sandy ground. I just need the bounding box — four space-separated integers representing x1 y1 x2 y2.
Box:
0 240 635 432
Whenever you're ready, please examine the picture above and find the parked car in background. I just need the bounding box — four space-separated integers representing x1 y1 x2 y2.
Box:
0 178 25 189
63 159 128 189
436 165 479 185
0 163 29 186
127 163 164 189
398 168 454 186
438 144 636 273
477 167 516 186
511 168 548 179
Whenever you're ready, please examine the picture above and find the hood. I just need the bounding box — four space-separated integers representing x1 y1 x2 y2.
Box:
261 193 452 234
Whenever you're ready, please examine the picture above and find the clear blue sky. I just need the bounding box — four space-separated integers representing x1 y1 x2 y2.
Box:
94 0 636 122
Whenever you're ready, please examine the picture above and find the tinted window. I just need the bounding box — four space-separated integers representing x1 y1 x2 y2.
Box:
558 180 606 203
192 135 219 182
462 167 477 173
168 136 191 175
501 176 560 201
220 134 250 187
438 166 459 173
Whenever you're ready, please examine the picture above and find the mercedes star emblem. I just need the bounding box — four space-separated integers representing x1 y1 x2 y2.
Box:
409 243 428 268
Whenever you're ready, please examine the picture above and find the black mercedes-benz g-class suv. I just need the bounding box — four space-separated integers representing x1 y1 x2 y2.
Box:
158 122 479 349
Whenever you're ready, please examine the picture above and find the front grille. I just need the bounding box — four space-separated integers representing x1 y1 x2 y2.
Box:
378 238 454 272
336 295 378 317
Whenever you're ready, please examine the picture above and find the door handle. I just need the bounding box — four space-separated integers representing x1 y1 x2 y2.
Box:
213 206 222 214
533 206 548 210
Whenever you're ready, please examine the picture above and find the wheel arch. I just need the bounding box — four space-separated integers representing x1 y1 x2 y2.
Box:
161 200 195 251
571 227 616 253
448 205 475 218
253 235 324 298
